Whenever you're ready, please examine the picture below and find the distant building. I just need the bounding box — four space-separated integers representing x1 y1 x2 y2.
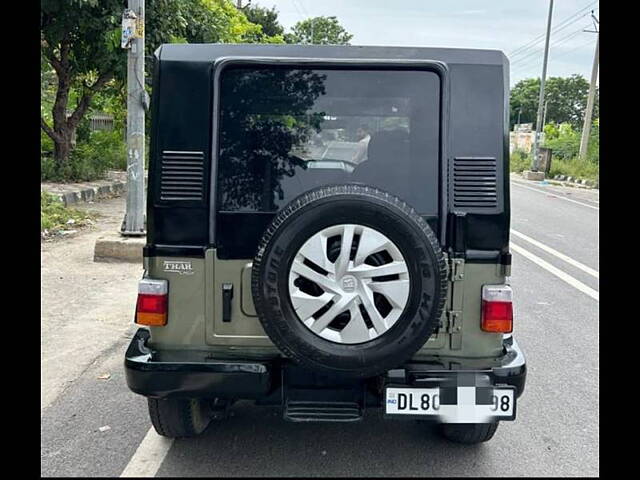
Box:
509 123 543 154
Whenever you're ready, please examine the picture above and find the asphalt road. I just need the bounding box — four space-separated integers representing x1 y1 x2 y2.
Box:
41 177 599 477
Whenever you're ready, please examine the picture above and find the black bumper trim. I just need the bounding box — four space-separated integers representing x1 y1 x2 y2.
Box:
397 335 527 398
125 329 273 399
125 329 526 402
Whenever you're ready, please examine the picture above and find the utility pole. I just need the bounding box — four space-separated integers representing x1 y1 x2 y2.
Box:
579 16 599 160
122 0 146 236
532 0 554 172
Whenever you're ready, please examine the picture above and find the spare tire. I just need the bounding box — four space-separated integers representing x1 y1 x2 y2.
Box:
251 184 447 378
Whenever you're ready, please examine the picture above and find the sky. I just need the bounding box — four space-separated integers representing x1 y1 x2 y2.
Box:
249 0 599 87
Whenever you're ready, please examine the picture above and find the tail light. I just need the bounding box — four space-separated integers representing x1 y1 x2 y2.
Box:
481 285 513 333
135 278 168 326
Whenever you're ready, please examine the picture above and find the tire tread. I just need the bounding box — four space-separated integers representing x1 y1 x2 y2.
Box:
147 398 211 438
439 422 499 444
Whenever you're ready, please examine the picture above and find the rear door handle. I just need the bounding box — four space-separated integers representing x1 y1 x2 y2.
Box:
222 283 233 322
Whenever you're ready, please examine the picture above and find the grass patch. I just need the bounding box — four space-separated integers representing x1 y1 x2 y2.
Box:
509 149 599 183
548 157 599 182
41 191 96 236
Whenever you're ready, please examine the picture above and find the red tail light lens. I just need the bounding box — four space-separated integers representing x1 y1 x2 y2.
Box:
481 285 513 333
135 278 168 326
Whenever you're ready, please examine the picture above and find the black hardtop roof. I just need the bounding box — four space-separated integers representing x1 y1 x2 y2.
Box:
156 43 508 67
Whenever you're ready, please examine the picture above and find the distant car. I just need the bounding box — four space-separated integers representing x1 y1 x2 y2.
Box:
125 43 526 444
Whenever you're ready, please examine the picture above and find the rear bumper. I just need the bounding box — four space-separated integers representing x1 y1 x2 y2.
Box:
397 334 527 398
125 328 526 400
124 329 272 399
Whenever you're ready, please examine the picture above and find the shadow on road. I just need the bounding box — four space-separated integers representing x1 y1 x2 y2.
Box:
158 400 491 477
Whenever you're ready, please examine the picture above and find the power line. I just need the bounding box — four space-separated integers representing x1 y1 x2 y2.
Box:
508 1 597 58
548 36 598 64
511 20 593 72
510 10 596 62
511 23 591 69
509 0 596 57
511 36 597 89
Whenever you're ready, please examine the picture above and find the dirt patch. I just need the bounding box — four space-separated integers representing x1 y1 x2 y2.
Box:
41 196 143 412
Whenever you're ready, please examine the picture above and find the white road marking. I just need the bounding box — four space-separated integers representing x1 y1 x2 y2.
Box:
511 181 599 210
510 243 598 302
511 229 599 279
120 427 173 478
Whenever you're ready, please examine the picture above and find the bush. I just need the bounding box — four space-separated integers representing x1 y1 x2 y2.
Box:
41 129 126 182
41 191 95 234
509 149 531 173
543 123 580 160
41 129 54 155
541 121 599 182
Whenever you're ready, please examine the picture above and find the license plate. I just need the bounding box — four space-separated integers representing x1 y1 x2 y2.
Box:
385 385 516 423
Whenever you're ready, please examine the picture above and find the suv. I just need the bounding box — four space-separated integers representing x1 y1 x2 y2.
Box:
125 44 526 444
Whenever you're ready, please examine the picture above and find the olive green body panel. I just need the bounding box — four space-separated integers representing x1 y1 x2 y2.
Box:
146 249 506 360
146 256 207 350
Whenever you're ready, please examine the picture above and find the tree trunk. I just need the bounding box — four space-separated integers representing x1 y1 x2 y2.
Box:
41 36 113 178
53 132 73 169
50 67 74 174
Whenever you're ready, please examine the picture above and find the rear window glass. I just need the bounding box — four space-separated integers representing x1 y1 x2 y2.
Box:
217 66 441 214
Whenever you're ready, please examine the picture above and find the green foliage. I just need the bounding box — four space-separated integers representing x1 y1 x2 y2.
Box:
41 129 54 154
41 191 95 234
543 123 580 160
41 0 126 82
548 157 599 182
535 121 599 181
42 130 125 182
509 74 598 129
509 150 531 173
243 4 284 37
146 0 274 53
39 0 304 183
285 16 353 45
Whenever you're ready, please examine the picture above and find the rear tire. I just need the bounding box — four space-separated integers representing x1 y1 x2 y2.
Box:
439 423 499 444
147 397 215 438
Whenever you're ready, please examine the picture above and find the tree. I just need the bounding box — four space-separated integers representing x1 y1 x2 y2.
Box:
285 16 353 45
509 74 599 130
544 75 598 128
243 4 284 37
41 0 124 171
41 0 278 175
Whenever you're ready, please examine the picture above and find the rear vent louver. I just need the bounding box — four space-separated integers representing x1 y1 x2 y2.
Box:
160 151 205 201
453 157 498 209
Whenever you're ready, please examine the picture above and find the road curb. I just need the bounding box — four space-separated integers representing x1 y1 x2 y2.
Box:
42 170 129 207
59 182 126 207
551 174 598 189
94 232 145 263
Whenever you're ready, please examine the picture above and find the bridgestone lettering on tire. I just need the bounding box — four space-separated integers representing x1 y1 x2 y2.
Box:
251 184 448 378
